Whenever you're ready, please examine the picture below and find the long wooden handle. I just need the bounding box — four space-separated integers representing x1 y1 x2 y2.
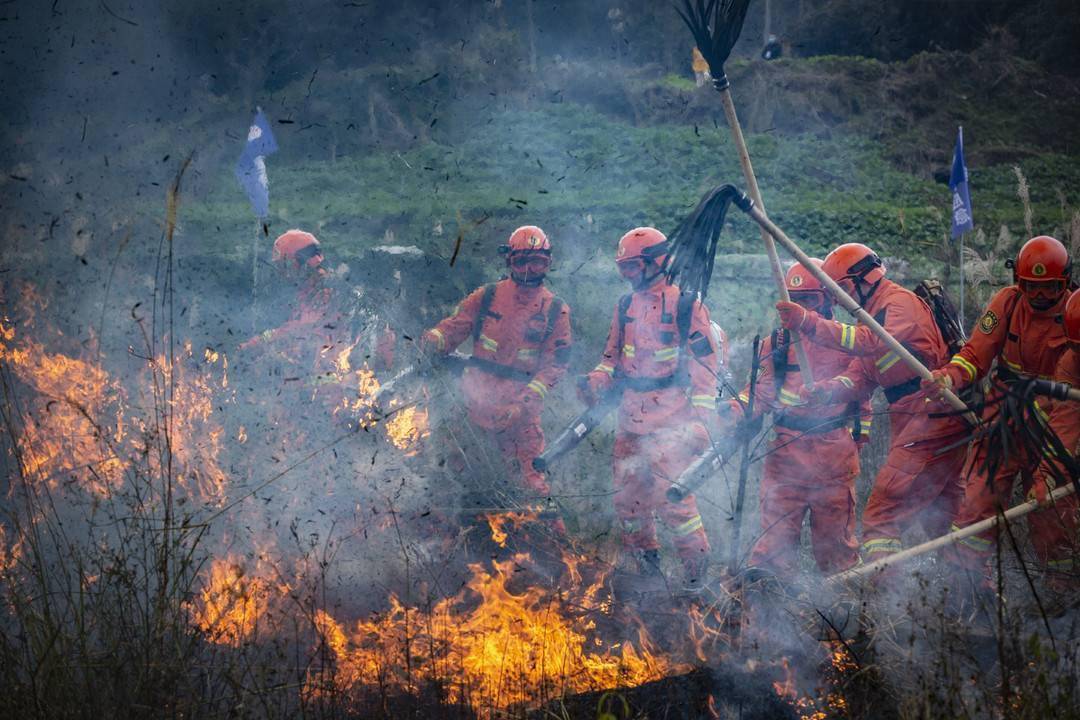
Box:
829 482 1077 582
717 87 815 389
744 205 979 424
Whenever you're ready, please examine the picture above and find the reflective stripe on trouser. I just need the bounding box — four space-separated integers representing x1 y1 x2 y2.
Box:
946 430 1080 572
612 425 711 561
748 427 859 575
860 394 969 552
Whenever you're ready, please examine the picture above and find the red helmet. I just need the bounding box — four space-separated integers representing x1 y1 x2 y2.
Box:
1065 290 1080 343
272 230 323 269
505 225 551 254
617 226 668 264
616 227 668 290
821 243 885 285
1010 236 1071 311
500 225 551 286
786 258 831 315
786 258 825 293
1014 236 1070 282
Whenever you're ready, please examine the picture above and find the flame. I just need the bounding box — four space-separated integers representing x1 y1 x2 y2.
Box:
309 554 678 713
384 404 429 452
0 319 125 496
0 523 21 576
771 645 855 720
483 510 536 549
188 555 290 646
0 319 230 505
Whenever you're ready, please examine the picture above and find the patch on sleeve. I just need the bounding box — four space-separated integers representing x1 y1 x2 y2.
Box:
978 310 999 334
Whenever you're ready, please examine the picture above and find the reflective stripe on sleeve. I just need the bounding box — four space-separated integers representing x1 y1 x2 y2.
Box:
480 334 498 352
526 379 548 398
875 351 901 373
622 343 636 358
671 515 704 536
949 355 978 382
778 388 804 406
840 323 857 350
428 328 446 351
595 363 615 377
691 394 716 409
861 537 902 556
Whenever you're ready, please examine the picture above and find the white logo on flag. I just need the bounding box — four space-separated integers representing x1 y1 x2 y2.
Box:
247 123 263 142
254 156 268 188
952 191 970 226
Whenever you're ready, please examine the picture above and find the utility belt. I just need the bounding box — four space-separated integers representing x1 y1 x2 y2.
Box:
467 356 534 383
774 412 852 435
619 373 686 393
883 375 921 404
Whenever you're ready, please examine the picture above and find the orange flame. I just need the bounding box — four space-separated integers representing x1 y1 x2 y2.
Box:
309 554 680 713
483 510 536 549
188 555 290 646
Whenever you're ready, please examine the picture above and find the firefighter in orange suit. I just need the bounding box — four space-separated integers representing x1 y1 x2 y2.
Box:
925 237 1076 581
1030 289 1080 593
578 227 717 589
775 244 969 564
733 261 868 577
421 226 572 521
240 229 395 424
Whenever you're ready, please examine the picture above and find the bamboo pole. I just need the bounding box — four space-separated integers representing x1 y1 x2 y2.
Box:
717 85 816 389
741 202 978 423
829 482 1077 582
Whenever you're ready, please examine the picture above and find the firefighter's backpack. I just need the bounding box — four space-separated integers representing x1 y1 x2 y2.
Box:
913 279 967 357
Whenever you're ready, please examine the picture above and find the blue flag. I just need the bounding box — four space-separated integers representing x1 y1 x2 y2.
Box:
949 126 973 239
235 109 279 219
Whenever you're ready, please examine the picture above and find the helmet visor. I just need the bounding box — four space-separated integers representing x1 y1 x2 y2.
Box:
616 257 646 281
1019 278 1065 303
294 243 323 267
509 252 550 274
789 289 828 312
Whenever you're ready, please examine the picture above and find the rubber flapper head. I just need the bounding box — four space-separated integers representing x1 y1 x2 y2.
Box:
663 184 750 300
677 0 752 81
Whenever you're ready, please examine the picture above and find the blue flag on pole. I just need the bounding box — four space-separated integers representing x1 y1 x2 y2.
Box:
949 126 973 239
235 108 279 219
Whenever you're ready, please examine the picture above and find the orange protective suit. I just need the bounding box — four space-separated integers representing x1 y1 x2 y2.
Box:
423 278 571 498
942 287 1075 573
242 271 396 422
584 279 717 567
737 330 867 575
800 278 969 561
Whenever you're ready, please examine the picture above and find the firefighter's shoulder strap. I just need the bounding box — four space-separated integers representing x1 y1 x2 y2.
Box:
676 291 695 346
542 295 565 344
472 283 499 343
913 278 966 356
770 328 793 385
1001 286 1022 343
616 292 634 350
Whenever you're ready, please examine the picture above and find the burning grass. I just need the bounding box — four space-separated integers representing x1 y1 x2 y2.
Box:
307 553 676 714
2 280 1078 718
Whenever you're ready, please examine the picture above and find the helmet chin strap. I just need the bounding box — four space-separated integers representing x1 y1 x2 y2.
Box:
1027 295 1059 312
511 270 545 287
854 278 881 307
632 261 665 291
